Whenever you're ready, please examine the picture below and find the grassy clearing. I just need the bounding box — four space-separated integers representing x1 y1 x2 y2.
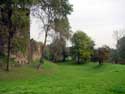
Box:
0 61 125 94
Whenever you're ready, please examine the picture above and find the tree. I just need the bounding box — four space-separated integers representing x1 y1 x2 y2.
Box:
0 0 35 71
44 40 71 62
0 0 13 71
48 37 66 62
117 37 125 63
32 0 73 69
71 31 94 64
113 30 125 44
97 45 110 65
49 18 71 62
110 49 119 64
113 30 125 63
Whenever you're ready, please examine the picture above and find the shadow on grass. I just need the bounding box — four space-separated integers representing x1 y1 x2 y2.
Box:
93 64 104 69
110 85 125 94
57 60 88 66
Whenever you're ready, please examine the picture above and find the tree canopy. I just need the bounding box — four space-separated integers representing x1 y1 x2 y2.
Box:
71 31 94 64
117 36 125 62
0 0 35 71
32 0 73 68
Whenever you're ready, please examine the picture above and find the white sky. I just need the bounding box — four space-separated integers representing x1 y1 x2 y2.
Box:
30 0 125 48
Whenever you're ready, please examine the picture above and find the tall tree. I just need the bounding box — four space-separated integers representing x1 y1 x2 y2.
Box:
71 31 94 64
0 0 35 71
0 0 13 71
50 18 71 62
32 0 73 69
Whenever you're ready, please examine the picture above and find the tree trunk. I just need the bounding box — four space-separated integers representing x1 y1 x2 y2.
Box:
62 48 67 62
77 56 80 64
37 30 48 70
28 38 31 64
62 51 66 62
77 52 80 64
6 32 11 71
99 58 103 65
63 56 66 62
28 27 31 64
6 1 12 71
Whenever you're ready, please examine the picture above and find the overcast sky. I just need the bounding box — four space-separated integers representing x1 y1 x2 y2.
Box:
30 0 125 48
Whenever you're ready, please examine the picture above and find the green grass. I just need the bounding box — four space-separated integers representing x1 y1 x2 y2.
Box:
0 61 125 94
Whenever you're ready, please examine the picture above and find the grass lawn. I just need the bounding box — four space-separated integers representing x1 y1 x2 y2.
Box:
0 61 125 94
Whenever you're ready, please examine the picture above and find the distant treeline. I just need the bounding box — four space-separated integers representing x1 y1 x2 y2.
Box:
44 31 125 65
